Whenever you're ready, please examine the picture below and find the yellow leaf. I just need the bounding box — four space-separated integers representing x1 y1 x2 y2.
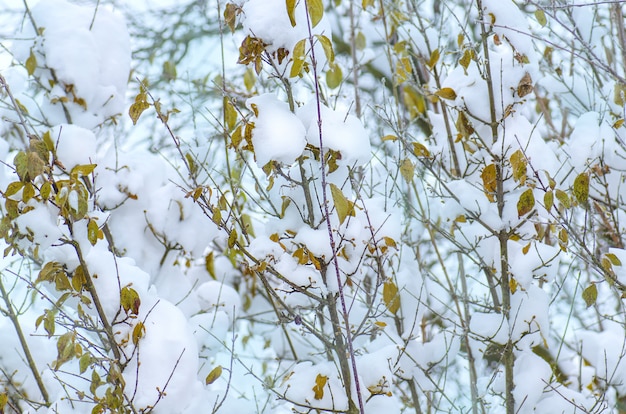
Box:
517 188 535 217
435 87 457 100
522 242 531 255
290 39 307 78
412 142 430 157
613 119 624 129
558 228 568 251
459 48 474 72
205 252 216 279
582 284 597 308
544 190 554 211
383 280 401 314
402 87 426 118
510 149 527 183
132 322 145 346
307 0 324 28
129 95 150 126
243 67 256 91
26 50 37 76
383 236 397 249
286 0 297 26
206 365 223 385
224 3 239 32
427 48 440 69
534 9 547 27
382 134 398 142
224 98 238 131
312 374 328 399
573 172 589 205
555 189 571 209
315 35 334 65
456 112 474 140
330 183 355 225
400 158 415 183
509 277 518 294
605 253 622 266
362 0 374 8
481 164 497 202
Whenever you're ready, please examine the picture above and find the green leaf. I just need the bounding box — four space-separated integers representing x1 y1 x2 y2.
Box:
44 310 55 338
517 188 535 217
40 181 52 200
582 284 597 308
307 0 324 28
206 365 223 385
120 286 141 315
87 219 99 246
352 31 365 51
383 280 401 314
228 229 237 248
535 9 547 27
290 39 307 78
22 182 35 202
326 64 342 89
286 0 297 26
14 151 45 182
79 353 91 374
330 183 355 225
573 172 589 205
162 60 177 81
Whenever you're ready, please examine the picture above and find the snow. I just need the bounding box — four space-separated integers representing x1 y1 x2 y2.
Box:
12 0 130 128
51 124 97 171
0 0 625 413
297 100 372 167
246 93 307 167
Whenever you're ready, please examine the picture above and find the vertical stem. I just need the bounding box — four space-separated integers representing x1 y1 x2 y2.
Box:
476 1 514 412
304 2 365 412
70 240 122 362
0 275 50 406
349 0 362 118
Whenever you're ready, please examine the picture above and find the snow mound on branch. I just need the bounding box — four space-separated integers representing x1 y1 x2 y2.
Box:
241 0 332 73
298 101 371 167
13 0 130 128
247 93 307 167
51 124 97 171
123 298 200 413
